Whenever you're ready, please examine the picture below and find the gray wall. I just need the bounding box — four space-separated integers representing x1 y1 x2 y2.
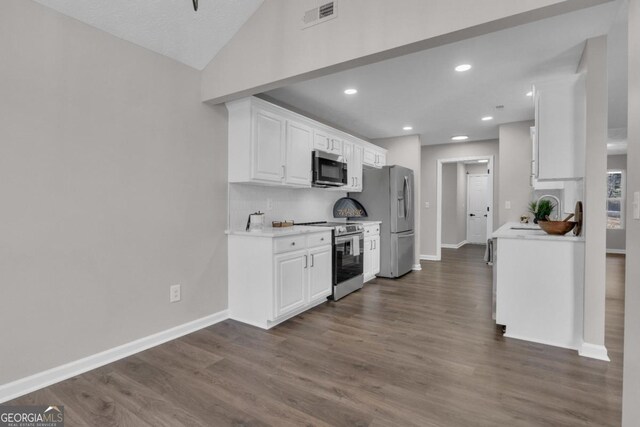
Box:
442 164 459 245
420 140 499 258
623 0 640 424
499 121 535 224
373 135 422 267
607 154 627 251
0 1 228 384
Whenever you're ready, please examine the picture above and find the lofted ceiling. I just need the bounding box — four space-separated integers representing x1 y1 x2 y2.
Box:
265 0 627 147
32 0 263 70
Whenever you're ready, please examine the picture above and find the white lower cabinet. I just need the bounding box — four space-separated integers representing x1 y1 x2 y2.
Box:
274 250 308 318
228 230 332 329
308 246 332 301
363 224 381 282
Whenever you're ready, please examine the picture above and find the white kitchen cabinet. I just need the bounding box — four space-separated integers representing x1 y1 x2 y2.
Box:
493 223 586 355
308 245 332 301
274 250 308 318
228 228 333 329
313 130 343 155
227 97 386 189
252 109 286 183
533 74 586 181
343 141 363 192
285 121 313 186
363 223 381 282
530 126 564 190
363 146 386 168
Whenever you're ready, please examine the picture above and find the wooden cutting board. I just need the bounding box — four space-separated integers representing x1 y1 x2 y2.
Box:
574 201 583 236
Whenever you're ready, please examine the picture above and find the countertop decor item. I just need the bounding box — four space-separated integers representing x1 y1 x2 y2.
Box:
528 199 556 223
574 201 583 236
246 211 265 232
333 197 368 218
272 220 294 228
538 219 576 236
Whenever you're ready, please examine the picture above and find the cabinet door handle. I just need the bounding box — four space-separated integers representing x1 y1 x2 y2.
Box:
310 254 315 267
326 138 331 150
281 165 285 179
304 255 308 268
370 240 374 250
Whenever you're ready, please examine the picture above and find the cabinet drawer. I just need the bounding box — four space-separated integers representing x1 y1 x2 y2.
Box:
307 232 332 248
274 235 306 253
364 224 380 236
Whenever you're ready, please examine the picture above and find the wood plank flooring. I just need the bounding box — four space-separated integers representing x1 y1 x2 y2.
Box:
9 246 624 426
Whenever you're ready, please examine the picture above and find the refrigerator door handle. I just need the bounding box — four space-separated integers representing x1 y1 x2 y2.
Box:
403 176 409 219
406 176 412 220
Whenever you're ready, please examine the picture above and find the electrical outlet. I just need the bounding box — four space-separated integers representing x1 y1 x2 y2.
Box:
424 202 430 208
170 284 181 303
505 201 511 210
634 191 640 220
267 198 273 211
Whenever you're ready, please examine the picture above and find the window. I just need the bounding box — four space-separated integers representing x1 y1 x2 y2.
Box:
607 170 625 230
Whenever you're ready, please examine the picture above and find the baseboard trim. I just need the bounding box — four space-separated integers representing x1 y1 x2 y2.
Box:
420 254 441 261
441 241 468 249
503 332 578 352
412 264 422 271
606 249 626 255
579 342 610 361
0 309 229 403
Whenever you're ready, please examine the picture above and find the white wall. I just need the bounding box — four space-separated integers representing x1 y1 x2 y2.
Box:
228 184 346 230
373 135 422 267
420 140 499 258
607 154 627 251
581 36 609 356
622 0 640 424
201 0 611 102
0 1 228 385
442 164 459 245
499 121 535 224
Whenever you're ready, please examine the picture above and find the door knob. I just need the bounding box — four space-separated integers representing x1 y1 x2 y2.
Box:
469 213 476 217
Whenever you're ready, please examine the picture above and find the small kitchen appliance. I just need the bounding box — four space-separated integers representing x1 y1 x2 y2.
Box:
246 211 265 232
311 151 348 188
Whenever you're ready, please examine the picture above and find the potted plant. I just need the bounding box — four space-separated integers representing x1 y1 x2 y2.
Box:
528 199 555 224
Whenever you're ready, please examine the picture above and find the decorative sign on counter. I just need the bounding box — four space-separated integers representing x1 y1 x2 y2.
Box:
333 197 368 218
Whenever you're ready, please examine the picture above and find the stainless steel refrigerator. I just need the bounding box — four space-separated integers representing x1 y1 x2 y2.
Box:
349 165 415 278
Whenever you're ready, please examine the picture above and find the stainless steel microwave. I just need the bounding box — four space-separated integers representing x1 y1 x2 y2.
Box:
312 151 348 187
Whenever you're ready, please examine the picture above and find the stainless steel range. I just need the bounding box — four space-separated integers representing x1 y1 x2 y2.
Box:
296 221 364 300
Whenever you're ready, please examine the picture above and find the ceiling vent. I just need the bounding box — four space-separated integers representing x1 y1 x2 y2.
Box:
302 1 338 29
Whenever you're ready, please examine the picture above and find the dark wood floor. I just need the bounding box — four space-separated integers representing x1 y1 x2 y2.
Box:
10 246 625 426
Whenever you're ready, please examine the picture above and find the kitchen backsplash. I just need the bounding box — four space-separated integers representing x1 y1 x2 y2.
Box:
228 184 347 230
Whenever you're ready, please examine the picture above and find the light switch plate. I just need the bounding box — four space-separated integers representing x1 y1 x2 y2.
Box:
505 201 511 210
633 191 640 220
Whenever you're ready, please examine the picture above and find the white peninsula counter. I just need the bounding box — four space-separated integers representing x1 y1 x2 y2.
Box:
493 222 585 354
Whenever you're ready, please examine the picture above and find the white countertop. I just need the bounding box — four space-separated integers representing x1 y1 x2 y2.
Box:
226 226 330 238
353 220 382 225
492 222 584 242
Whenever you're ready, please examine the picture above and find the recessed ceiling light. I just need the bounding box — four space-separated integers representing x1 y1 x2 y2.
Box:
477 159 489 163
344 88 358 95
403 126 413 131
455 64 472 72
526 91 533 97
451 135 469 141
481 116 493 121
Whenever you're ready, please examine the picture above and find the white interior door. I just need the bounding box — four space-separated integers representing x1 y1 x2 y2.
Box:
467 174 489 244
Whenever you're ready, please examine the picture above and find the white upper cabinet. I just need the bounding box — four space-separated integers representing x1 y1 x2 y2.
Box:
313 130 343 155
343 141 363 192
363 146 386 168
533 74 586 181
227 97 386 189
285 121 313 186
252 109 286 183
